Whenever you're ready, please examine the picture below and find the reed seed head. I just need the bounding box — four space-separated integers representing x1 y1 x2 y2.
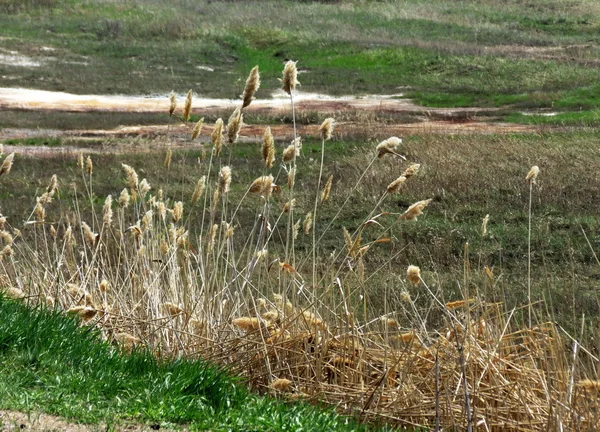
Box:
303 212 313 235
207 223 218 252
191 117 204 140
227 108 243 145
169 91 176 117
320 175 333 202
376 137 404 159
402 163 421 178
526 165 540 185
281 60 299 95
164 302 183 317
218 166 232 194
287 167 296 189
191 176 206 205
400 198 432 221
249 175 274 200
406 265 421 285
182 89 193 122
211 119 224 156
283 199 296 213
86 156 93 175
119 188 130 208
577 379 600 391
481 214 490 237
99 279 110 294
242 65 260 109
232 317 261 332
282 144 297 164
82 222 97 248
172 201 183 223
4 286 24 299
77 152 84 171
387 176 407 194
121 164 138 191
0 153 15 178
0 245 13 258
164 148 172 169
271 378 292 392
138 178 151 198
293 219 301 240
0 231 13 246
319 117 335 141
262 127 275 168
103 195 113 226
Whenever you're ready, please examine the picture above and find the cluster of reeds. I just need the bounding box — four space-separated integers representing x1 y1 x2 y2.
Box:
0 63 598 431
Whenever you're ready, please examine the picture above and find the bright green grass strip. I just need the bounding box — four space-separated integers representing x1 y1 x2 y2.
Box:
0 297 388 431
504 110 600 126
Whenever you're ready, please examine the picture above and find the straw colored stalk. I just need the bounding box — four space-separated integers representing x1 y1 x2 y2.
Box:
281 60 299 95
242 66 260 109
376 137 405 159
262 127 275 168
249 175 274 200
212 119 224 156
182 89 193 122
400 198 432 221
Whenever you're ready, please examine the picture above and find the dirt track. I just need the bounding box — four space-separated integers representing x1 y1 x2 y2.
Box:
0 87 541 155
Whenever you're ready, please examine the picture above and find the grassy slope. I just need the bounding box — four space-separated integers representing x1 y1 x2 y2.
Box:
0 0 599 110
0 296 388 431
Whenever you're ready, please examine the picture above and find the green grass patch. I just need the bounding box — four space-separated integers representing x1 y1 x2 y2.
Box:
3 137 62 147
505 110 600 127
0 296 386 431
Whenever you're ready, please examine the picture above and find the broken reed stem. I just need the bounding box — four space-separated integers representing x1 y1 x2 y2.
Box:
312 135 326 291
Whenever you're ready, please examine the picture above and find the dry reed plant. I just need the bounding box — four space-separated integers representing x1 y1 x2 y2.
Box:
2 64 599 432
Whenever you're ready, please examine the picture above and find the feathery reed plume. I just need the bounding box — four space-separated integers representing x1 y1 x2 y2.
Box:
262 127 275 168
114 333 140 351
77 153 84 171
376 137 405 159
121 164 138 191
218 166 232 195
211 118 224 156
141 210 153 231
577 379 600 391
526 165 540 185
182 89 193 122
0 144 3 156
164 148 172 169
191 176 206 205
282 144 298 164
400 198 432 221
287 167 296 189
400 289 411 303
138 178 151 198
163 302 183 317
99 279 109 294
249 175 274 200
0 153 15 177
381 317 398 328
0 216 6 230
223 221 235 239
3 286 24 299
320 175 333 202
402 163 421 178
387 176 407 194
156 201 166 221
46 174 58 195
34 202 46 222
293 219 301 240
481 214 490 237
0 231 13 246
67 306 97 322
169 91 176 117
283 199 296 213
242 65 260 109
81 222 97 248
271 378 292 392
281 60 299 95
85 156 93 175
319 117 335 141
232 317 261 332
119 188 130 208
303 212 313 234
103 195 113 226
227 108 243 144
191 117 204 140
172 201 183 223
207 223 218 251
407 265 421 285
0 245 12 258
343 227 352 253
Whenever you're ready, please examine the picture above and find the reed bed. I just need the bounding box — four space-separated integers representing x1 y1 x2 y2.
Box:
0 63 598 431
